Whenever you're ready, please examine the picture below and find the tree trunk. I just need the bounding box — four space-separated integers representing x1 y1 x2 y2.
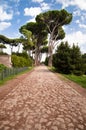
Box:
18 43 20 53
48 43 53 67
35 48 40 66
39 53 42 63
48 52 53 67
11 46 13 55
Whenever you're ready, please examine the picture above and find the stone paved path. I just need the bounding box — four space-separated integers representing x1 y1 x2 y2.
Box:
0 66 86 130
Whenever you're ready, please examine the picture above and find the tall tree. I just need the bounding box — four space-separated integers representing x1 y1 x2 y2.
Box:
0 35 23 54
20 22 48 65
53 42 83 75
70 44 82 74
36 9 72 66
0 44 6 53
19 29 34 55
53 41 71 74
82 53 86 74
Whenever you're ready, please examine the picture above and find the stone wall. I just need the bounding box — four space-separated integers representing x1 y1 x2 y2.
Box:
0 55 12 67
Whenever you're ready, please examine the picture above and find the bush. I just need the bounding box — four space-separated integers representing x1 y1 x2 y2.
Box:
11 54 33 67
0 64 7 72
52 42 84 75
12 52 29 59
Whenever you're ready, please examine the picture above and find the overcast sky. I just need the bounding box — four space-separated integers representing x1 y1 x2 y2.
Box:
0 0 86 54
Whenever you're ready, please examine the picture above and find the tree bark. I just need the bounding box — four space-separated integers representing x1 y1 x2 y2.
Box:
48 44 53 67
35 47 40 66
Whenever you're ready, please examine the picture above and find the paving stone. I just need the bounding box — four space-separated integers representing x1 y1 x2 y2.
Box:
3 121 9 125
78 116 83 121
4 126 10 130
51 126 58 130
0 66 86 130
35 123 42 129
40 118 47 123
65 118 71 123
46 121 52 126
60 123 66 129
10 122 15 127
78 124 84 129
68 128 74 130
56 117 65 123
68 123 74 127
75 128 79 130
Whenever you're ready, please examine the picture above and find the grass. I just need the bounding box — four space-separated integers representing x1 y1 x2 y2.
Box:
0 67 33 86
49 66 86 89
63 74 86 89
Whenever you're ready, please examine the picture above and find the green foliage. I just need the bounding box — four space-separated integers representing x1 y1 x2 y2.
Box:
53 41 71 74
0 35 21 46
11 52 33 67
52 41 84 75
0 67 33 85
20 21 48 65
63 74 86 88
12 51 29 59
0 64 7 72
36 9 72 31
70 44 82 72
82 53 86 74
36 9 72 66
0 44 6 49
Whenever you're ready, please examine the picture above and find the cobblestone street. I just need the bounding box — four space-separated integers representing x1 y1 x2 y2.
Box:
0 66 86 130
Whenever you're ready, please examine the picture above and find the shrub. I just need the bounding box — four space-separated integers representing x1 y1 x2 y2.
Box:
52 42 84 75
0 64 7 72
11 54 33 67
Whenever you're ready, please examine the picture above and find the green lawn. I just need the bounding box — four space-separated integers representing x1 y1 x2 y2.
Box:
63 74 86 88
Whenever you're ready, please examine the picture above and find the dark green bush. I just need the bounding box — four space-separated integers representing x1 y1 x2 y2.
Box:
52 42 84 75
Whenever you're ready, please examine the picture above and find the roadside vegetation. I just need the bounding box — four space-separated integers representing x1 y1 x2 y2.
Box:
50 66 86 89
45 41 86 76
11 51 33 67
63 74 86 88
47 41 86 88
0 51 33 85
0 9 86 89
0 66 33 86
0 64 7 72
0 9 72 66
